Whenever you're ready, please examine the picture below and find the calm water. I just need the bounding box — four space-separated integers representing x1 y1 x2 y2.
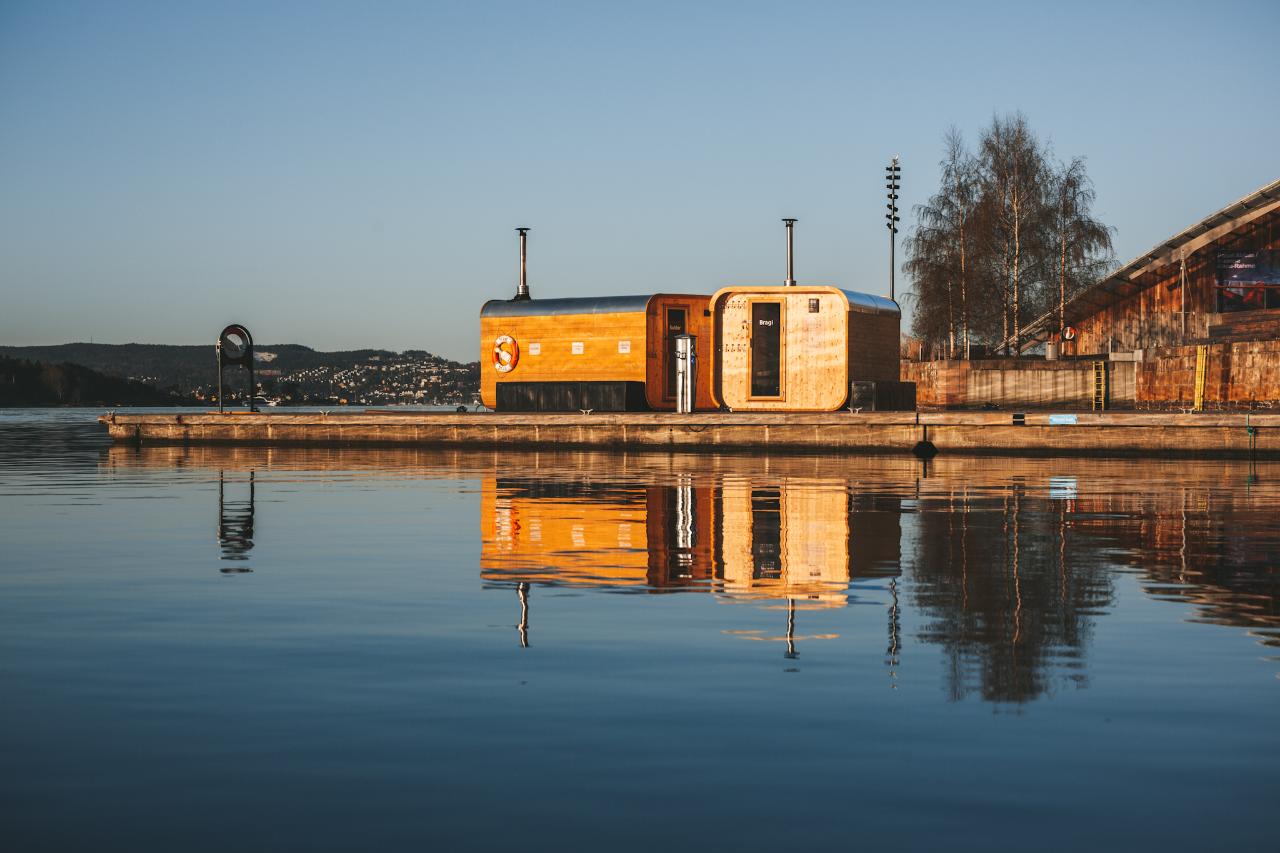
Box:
1 409 1277 851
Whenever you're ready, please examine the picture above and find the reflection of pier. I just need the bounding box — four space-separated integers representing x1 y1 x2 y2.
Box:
217 471 255 573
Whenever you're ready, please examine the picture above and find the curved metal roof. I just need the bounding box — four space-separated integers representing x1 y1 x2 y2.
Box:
481 295 655 318
709 284 901 318
841 289 901 318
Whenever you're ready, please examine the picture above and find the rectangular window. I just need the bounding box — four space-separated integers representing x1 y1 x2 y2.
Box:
750 302 782 397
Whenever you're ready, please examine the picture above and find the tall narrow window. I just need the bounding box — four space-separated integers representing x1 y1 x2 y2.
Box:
751 489 782 579
750 302 781 397
664 308 687 398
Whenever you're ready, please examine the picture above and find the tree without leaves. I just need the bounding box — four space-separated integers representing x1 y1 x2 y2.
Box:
1047 157 1115 335
904 128 980 358
904 114 1115 358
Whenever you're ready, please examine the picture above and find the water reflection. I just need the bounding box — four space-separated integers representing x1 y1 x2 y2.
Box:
216 471 255 572
480 472 901 604
104 443 1280 703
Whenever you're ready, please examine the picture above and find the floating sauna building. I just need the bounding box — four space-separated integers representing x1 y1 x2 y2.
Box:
480 228 713 412
480 221 910 412
710 284 902 411
709 219 909 412
480 293 714 411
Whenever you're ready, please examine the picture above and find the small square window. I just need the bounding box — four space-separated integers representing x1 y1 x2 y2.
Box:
808 298 820 313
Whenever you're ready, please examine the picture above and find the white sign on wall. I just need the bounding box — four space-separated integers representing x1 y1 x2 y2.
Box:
571 342 584 355
528 342 541 356
618 340 631 354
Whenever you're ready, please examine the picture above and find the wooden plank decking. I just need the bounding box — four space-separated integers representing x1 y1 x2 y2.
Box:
98 410 1280 457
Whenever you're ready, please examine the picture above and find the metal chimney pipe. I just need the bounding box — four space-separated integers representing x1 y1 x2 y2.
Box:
514 227 531 301
782 219 797 286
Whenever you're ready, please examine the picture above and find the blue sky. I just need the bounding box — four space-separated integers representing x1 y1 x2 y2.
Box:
2 0 1276 360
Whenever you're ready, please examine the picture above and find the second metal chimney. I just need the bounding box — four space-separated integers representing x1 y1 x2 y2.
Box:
782 219 797 286
514 227 531 301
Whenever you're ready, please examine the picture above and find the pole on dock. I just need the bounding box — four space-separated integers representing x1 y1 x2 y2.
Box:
215 338 223 413
675 334 696 413
514 227 531 301
886 156 901 302
783 219 797 286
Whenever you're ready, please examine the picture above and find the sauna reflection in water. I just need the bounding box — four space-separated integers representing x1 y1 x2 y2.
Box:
480 472 902 654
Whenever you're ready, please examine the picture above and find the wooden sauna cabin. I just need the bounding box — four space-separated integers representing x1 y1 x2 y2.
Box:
710 285 912 411
479 294 714 411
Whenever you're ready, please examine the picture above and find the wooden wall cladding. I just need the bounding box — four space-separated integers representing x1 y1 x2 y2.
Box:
480 310 648 409
480 295 714 410
715 289 849 411
643 295 716 410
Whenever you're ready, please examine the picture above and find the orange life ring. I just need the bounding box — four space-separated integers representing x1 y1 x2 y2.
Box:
493 335 519 373
1061 326 1078 342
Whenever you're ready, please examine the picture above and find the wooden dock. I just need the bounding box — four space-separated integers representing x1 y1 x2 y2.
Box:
98 410 1279 457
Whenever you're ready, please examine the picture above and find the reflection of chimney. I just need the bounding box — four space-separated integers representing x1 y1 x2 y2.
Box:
517 582 529 647
784 598 798 659
782 219 797 286
514 228 531 301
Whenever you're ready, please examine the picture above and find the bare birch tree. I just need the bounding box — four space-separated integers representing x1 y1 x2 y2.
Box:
904 114 1113 359
978 113 1050 355
904 129 979 357
1047 157 1115 335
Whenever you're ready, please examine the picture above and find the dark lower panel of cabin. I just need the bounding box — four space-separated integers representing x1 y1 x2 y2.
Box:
848 380 917 412
496 381 651 412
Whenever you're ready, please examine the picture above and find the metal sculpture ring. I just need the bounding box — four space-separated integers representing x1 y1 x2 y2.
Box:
493 335 519 373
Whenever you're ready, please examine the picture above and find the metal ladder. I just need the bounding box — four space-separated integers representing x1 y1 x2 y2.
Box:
1193 345 1208 411
1091 361 1108 411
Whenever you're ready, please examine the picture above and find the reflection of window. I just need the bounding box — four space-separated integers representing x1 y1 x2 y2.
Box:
751 489 782 579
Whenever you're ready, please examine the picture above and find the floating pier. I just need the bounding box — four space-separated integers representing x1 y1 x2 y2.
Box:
99 410 1278 457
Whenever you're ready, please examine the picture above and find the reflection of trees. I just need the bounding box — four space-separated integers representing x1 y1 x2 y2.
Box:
1072 486 1280 648
911 486 1114 705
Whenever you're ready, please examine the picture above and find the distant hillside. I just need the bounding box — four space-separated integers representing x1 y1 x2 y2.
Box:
0 356 189 407
0 343 480 406
0 343 400 390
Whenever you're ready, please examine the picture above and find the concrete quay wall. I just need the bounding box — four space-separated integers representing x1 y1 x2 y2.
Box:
99 411 1280 458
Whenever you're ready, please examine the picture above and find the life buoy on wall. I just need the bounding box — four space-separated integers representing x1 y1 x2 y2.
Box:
1061 326 1078 342
493 335 519 373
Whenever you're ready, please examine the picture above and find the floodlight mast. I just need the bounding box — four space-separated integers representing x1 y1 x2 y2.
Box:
886 156 901 302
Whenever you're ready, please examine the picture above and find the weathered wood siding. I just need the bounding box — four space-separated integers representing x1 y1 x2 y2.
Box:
901 359 1135 409
1069 209 1280 355
1137 339 1280 407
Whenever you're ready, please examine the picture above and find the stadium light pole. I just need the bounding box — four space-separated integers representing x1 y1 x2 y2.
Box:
886 156 901 302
